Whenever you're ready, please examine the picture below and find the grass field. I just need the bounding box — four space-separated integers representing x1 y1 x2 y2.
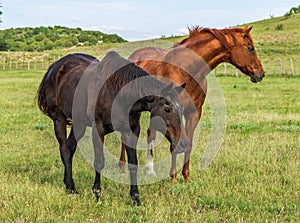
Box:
0 69 299 222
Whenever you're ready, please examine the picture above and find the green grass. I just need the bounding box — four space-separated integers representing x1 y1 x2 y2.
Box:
0 13 299 222
0 70 299 222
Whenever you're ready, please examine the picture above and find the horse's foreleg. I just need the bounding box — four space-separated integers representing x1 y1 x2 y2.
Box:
91 123 105 202
125 144 140 206
169 144 178 184
146 128 157 176
122 115 141 206
182 112 199 183
53 117 76 193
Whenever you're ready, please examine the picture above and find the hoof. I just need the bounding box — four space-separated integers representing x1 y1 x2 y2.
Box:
119 161 126 175
170 174 177 184
147 169 157 177
131 194 141 206
93 188 101 202
184 177 192 183
119 168 126 175
171 178 177 184
66 188 78 194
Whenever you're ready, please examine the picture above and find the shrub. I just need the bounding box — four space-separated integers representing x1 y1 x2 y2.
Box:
275 24 283 31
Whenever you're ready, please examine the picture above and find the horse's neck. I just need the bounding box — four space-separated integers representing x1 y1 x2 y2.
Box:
131 96 155 113
182 37 231 76
120 77 163 113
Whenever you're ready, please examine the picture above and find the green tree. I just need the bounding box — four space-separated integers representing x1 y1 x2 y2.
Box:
0 26 126 51
290 5 300 14
0 3 2 23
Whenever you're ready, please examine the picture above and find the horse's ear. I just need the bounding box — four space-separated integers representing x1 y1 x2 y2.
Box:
244 26 253 34
161 83 173 95
173 83 186 94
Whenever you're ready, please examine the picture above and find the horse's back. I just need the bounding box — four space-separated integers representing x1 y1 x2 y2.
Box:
128 47 167 64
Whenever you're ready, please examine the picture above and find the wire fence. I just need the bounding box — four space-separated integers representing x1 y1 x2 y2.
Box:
214 57 299 77
0 52 299 76
0 53 64 71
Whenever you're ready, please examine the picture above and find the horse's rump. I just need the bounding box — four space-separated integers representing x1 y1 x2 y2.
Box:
37 53 98 119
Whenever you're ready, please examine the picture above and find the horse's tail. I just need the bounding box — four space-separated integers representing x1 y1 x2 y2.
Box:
37 63 57 116
37 67 50 116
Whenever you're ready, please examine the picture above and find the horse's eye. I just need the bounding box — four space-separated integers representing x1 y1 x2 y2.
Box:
248 46 255 54
164 107 171 113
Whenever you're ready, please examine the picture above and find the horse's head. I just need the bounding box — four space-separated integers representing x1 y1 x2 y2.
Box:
229 26 265 83
149 83 189 153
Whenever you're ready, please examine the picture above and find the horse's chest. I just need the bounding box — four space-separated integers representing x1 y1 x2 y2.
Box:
104 124 114 134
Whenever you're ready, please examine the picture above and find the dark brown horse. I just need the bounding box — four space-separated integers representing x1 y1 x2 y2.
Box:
37 51 188 205
119 26 265 183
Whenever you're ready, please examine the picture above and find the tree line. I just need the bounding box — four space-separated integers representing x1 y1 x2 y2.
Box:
0 26 127 52
285 5 300 16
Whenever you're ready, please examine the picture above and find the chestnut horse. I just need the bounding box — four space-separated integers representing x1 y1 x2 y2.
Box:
119 26 265 183
37 51 188 205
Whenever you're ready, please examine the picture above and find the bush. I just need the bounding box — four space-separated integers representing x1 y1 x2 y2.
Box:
0 26 126 52
275 24 283 31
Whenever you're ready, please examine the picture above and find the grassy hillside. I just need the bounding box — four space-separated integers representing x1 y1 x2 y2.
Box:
248 13 300 56
243 13 300 75
0 14 299 75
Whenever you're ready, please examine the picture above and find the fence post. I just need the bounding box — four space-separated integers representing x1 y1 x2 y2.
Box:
23 54 25 70
290 57 295 77
235 68 239 77
224 63 227 75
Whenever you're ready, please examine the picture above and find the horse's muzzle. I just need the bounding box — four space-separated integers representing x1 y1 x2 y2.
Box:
251 72 265 83
173 139 189 153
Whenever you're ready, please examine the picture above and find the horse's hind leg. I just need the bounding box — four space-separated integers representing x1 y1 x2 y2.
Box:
65 126 86 193
53 116 77 193
91 122 105 202
119 143 126 174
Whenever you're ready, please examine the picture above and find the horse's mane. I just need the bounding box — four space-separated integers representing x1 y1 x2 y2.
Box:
176 26 244 49
98 51 167 98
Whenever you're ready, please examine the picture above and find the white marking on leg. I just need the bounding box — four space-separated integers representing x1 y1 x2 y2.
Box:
146 140 157 176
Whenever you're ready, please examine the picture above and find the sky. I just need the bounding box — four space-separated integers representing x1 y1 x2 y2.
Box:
0 0 299 41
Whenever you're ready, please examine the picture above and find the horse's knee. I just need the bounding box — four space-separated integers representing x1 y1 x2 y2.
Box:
128 163 138 173
94 160 105 173
147 128 156 143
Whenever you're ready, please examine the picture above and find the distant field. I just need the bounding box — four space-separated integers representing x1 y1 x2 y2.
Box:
1 13 300 76
0 70 299 222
